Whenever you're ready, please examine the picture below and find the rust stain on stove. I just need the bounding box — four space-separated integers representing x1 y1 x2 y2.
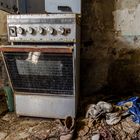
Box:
0 46 73 53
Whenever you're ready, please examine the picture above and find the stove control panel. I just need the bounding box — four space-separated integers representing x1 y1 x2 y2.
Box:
7 14 79 43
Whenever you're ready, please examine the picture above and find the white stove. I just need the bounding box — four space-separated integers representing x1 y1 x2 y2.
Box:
1 13 80 119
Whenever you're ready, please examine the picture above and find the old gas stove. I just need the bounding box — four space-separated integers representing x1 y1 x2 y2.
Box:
1 14 80 119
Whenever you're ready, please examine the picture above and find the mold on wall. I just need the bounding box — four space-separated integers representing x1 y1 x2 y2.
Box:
81 0 140 95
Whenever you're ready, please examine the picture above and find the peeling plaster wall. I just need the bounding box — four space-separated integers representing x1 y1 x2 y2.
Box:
0 10 8 36
114 4 140 36
0 10 8 88
81 0 140 95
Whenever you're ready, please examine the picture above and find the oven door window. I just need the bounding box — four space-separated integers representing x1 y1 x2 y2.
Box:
4 52 73 95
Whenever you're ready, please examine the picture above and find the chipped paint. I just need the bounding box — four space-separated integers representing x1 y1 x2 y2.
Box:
113 4 140 36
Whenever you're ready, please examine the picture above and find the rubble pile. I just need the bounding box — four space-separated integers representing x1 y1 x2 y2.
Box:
76 97 140 140
76 116 140 140
0 95 140 140
0 113 76 140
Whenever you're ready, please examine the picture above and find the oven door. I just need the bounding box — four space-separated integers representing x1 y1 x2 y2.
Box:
1 46 74 96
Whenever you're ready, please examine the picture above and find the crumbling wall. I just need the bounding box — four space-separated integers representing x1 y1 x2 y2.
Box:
81 0 140 95
0 10 8 88
0 10 8 36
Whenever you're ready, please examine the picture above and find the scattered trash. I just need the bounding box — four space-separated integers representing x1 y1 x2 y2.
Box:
0 97 140 140
78 126 90 137
86 101 113 119
26 52 41 64
64 116 75 132
84 97 140 139
117 97 140 124
86 97 140 125
99 126 114 140
60 133 74 140
106 112 121 125
59 116 75 140
91 133 100 140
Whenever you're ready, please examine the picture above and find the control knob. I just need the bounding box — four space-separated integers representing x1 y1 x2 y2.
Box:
47 27 54 35
27 27 35 34
58 27 65 35
17 27 24 34
38 27 45 34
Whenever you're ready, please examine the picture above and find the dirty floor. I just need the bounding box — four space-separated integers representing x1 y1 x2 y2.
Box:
0 91 140 140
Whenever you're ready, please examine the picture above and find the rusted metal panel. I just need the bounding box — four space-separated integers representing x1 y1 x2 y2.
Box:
0 46 73 53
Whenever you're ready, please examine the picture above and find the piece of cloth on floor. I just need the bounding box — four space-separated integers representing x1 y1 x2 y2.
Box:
86 101 113 119
117 97 140 124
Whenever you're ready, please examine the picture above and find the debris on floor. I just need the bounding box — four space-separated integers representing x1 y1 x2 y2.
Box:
0 93 7 115
0 112 76 140
76 116 140 140
0 95 140 140
117 96 140 124
76 96 140 140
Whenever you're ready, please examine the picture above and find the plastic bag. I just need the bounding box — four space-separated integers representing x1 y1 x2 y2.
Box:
117 97 140 124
